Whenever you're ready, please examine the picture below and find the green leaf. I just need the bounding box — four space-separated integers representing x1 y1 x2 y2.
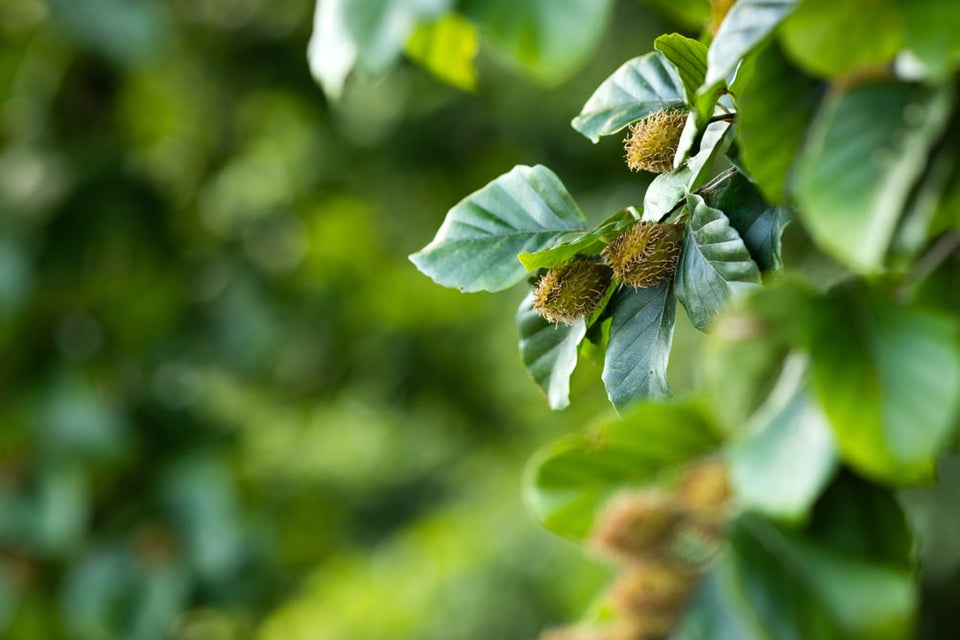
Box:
735 40 825 204
902 0 960 79
517 211 634 271
571 52 686 143
523 400 719 539
308 0 359 99
729 355 837 522
601 282 677 410
702 0 799 89
702 279 816 435
779 0 902 78
654 33 708 109
899 454 960 585
642 167 693 222
795 81 954 273
409 165 587 292
675 193 761 331
807 285 960 484
461 0 615 85
516 293 587 410
710 169 795 272
683 120 733 186
405 13 478 91
680 481 916 640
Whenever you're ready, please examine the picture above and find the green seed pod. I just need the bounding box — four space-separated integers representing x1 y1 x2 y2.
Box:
624 109 687 173
602 222 683 288
532 259 613 325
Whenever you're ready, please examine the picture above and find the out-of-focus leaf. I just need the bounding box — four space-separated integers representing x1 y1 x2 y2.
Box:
46 0 172 66
405 13 478 91
729 355 837 522
779 0 902 78
675 193 761 331
679 480 916 640
523 400 719 538
410 165 588 292
308 0 358 99
702 0 799 89
601 282 677 410
462 0 615 85
641 0 710 31
517 293 587 410
735 40 825 204
795 81 953 273
571 52 686 143
899 454 960 585
807 285 960 484
902 0 960 79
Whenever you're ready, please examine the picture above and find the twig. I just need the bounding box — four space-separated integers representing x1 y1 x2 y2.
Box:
897 230 960 301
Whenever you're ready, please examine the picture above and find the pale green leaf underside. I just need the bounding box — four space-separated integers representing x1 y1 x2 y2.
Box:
601 282 676 410
409 164 587 292
571 51 686 143
675 193 761 331
517 293 587 410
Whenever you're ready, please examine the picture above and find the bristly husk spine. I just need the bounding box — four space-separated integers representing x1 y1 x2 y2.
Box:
603 222 684 288
532 259 613 325
624 109 687 174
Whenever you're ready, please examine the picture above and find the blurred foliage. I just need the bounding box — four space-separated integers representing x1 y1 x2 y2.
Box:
0 0 707 638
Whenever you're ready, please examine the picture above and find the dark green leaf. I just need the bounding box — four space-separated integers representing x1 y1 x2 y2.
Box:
523 400 719 538
409 165 588 292
735 40 825 204
601 282 677 410
729 355 837 522
711 169 796 272
899 454 960 585
702 0 799 89
808 286 960 484
462 0 615 85
795 81 954 273
571 52 686 143
779 0 902 78
675 193 761 331
516 293 587 410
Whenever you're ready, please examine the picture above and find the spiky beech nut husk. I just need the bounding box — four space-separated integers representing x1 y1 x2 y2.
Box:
532 259 613 325
608 563 697 630
707 0 737 36
589 490 684 564
538 624 640 640
602 222 683 288
624 109 687 173
677 459 732 513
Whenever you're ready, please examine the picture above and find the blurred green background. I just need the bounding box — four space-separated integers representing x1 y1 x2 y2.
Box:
0 1 704 637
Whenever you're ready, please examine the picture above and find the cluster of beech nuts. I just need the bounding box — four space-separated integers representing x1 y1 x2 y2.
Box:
540 460 731 640
531 108 687 325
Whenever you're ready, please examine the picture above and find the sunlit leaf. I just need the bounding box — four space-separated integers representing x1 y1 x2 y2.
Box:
409 165 588 292
572 52 686 143
654 33 708 109
405 13 478 91
517 211 634 271
523 400 719 538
